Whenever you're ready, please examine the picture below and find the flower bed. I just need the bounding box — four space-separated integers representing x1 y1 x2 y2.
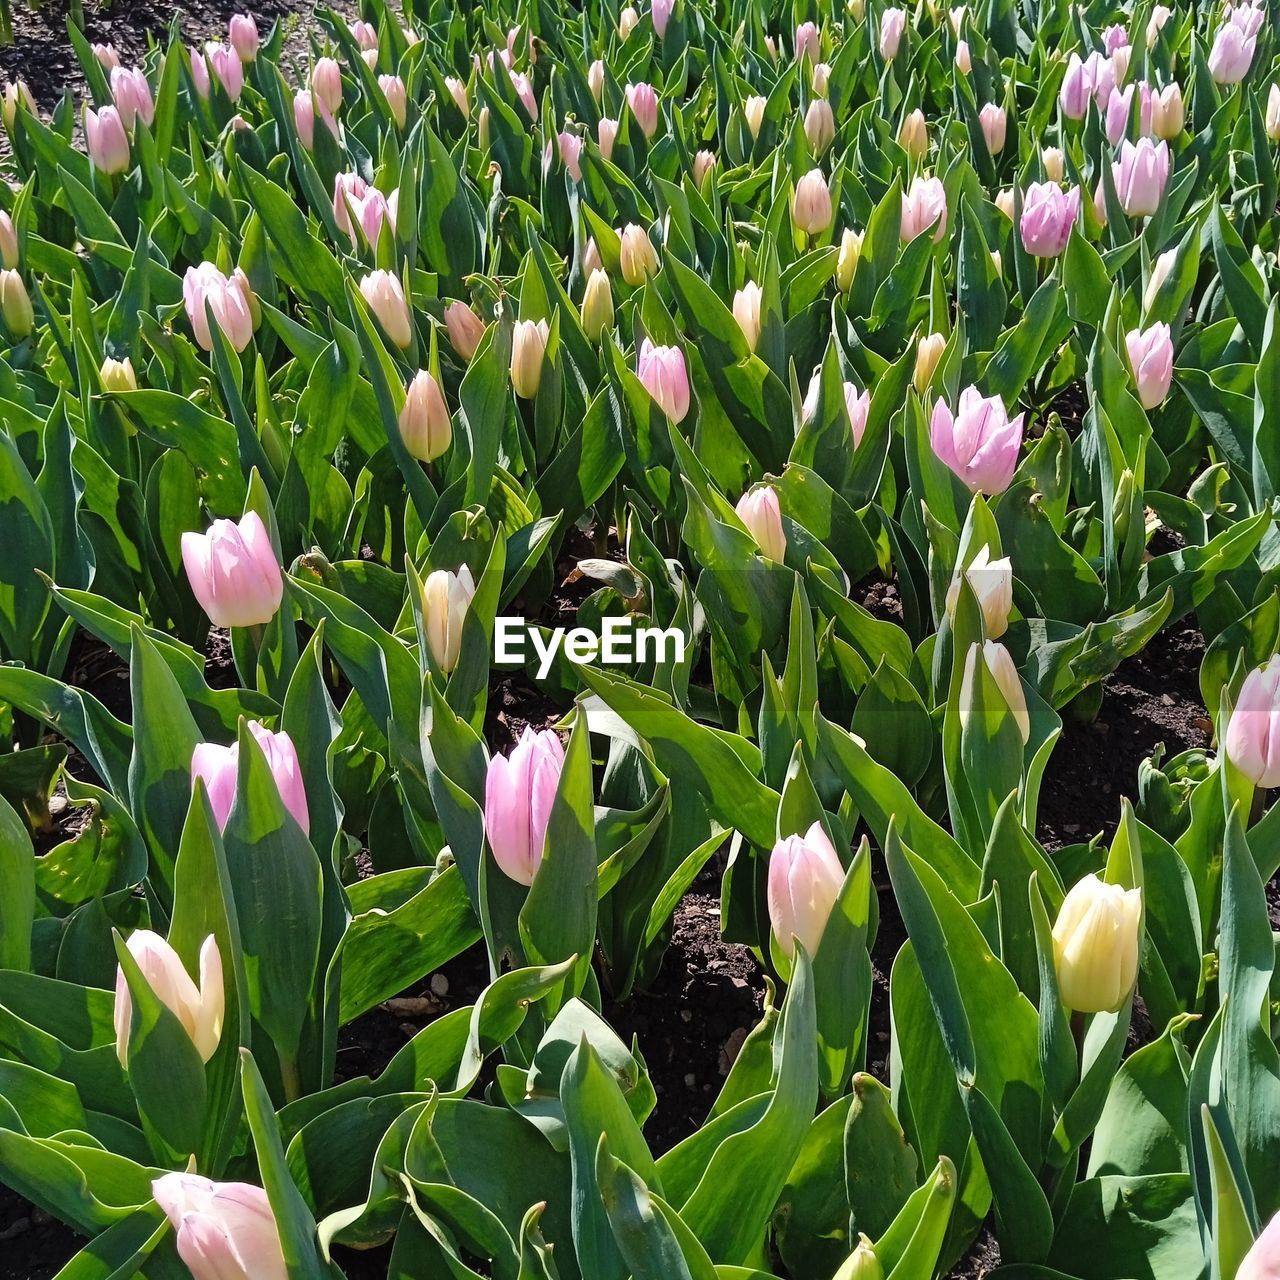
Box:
0 1 1279 1278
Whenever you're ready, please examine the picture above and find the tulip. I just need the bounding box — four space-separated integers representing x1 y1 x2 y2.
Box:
1125 322 1173 409
955 39 971 73
930 386 1023 494
1239 1210 1280 1280
445 300 486 361
835 1237 885 1280
205 43 244 102
110 67 155 131
477 106 490 151
588 61 605 103
637 338 690 422
736 486 786 562
189 45 211 99
3 81 35 130
836 228 863 291
0 270 31 338
1112 137 1169 217
421 565 476 672
153 1174 287 1280
693 149 716 186
764 35 778 61
334 172 395 247
1052 874 1142 1012
229 14 259 62
192 720 308 835
1151 83 1183 139
743 94 767 139
619 6 640 39
848 0 865 19
795 21 820 63
1143 249 1176 312
946 544 1012 638
1035 147 1063 185
1103 23 1129 55
900 175 947 242
805 98 835 154
653 0 675 38
182 262 254 353
1105 85 1134 145
792 169 833 236
311 57 343 114
1269 85 1280 141
728 281 762 351
581 269 614 341
181 511 282 629
898 108 927 158
1147 5 1172 47
94 42 120 70
114 932 223 1067
85 105 130 175
1059 53 1090 119
990 249 1002 275
844 380 871 447
399 370 451 462
350 19 378 52
979 102 1006 153
962 640 1029 742
879 7 906 59
0 212 16 271
510 318 549 399
598 117 619 161
767 822 845 959
1020 181 1079 258
949 6 966 34
293 90 316 148
625 82 659 139
582 237 603 275
619 223 658 285
994 187 1016 219
554 130 583 181
380 75 408 128
360 270 412 349
100 356 137 392
444 76 469 117
1111 44 1131 89
484 727 565 885
1209 21 1256 86
914 331 945 394
512 72 538 120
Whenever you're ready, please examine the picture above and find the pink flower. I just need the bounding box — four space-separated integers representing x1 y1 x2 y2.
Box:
84 105 130 175
183 262 255 352
445 300 486 361
1225 659 1280 789
93 43 120 70
653 0 675 38
795 20 819 62
844 381 871 447
556 130 584 180
189 45 211 100
930 385 1023 494
110 67 155 130
901 175 947 242
598 116 618 160
114 932 223 1067
228 14 259 62
205 43 244 102
625 82 659 139
1125 322 1173 409
768 822 845 959
1209 19 1257 85
350 19 379 52
1112 137 1169 216
152 1174 287 1280
736 486 786 562
512 72 538 119
1020 181 1080 257
880 7 907 59
191 720 309 834
636 338 690 423
360 270 413 348
181 511 282 629
792 168 833 235
311 57 343 114
1060 50 1114 119
484 728 565 886
379 74 407 128
1102 23 1129 54
444 76 469 116
1239 1210 1280 1280
333 172 398 248
979 102 1006 153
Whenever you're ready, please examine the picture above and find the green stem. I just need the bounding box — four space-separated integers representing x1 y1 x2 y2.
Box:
280 1055 303 1104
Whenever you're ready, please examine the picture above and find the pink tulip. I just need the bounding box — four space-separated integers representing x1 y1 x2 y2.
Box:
189 45 211 99
380 75 408 128
930 386 1023 494
311 57 343 114
444 76 469 116
693 149 716 185
1125 323 1173 409
1209 21 1257 85
484 727 565 886
181 511 282 629
1225 659 1280 789
360 270 412 348
350 20 379 52
445 300 486 361
0 212 17 270
653 0 675 38
901 175 947 242
795 20 820 62
183 262 254 352
880 7 907 59
84 105 130 175
293 90 316 147
626 82 659 139
956 40 971 73
1112 137 1169 217
636 338 690 423
153 1174 287 1280
557 130 584 180
1060 50 1114 119
399 369 452 464
979 102 1006 153
598 117 619 161
333 172 397 248
110 67 154 130
1239 1210 1280 1280
205 43 244 102
512 72 538 120
736 487 786 562
114 931 223 1067
1105 85 1133 143
845 381 871 447
767 822 845 959
1020 181 1079 257
805 99 835 154
94 43 120 70
792 168 833 235
229 14 259 62
191 720 309 834
1103 23 1129 54
588 60 605 103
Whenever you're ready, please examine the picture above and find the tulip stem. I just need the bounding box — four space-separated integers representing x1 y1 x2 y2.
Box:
280 1055 302 1104
1070 1009 1087 1062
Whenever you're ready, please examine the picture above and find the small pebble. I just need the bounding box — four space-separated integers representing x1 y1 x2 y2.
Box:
430 973 449 997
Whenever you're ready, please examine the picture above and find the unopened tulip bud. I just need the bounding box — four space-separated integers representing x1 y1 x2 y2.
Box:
598 116 618 160
1209 22 1256 86
0 269 30 338
946 545 1012 638
1125 322 1173 409
619 6 640 39
994 187 1015 219
311 57 343 115
181 511 282 629
931 385 1022 494
94 43 120 70
693 148 716 186
805 98 835 154
422 565 475 672
812 62 831 95
835 1237 884 1280
1020 181 1080 258
619 222 658 285
205 43 244 102
744 94 767 138
795 20 820 63
192 721 308 834
898 108 927 158
1041 146 1064 183
153 1173 287 1280
1151 83 1183 139
445 300 486 361
398 370 451 462
1238 1210 1280 1280
293 90 316 148
879 7 906 59
955 40 971 73
1111 44 1132 86
1268 85 1280 141
844 380 871 447
3 81 35 130
510 318 549 399
588 60 605 103
979 102 1006 154
111 67 155 131
100 356 137 392
637 338 690 422
768 822 844 959
513 72 538 120
625 82 659 139
360 270 412 349
792 168 833 235
1113 137 1170 217
0 212 16 270
1143 248 1176 312
914 331 945 394
963 640 1029 743
764 35 778 61
1146 5 1172 47
582 237 603 275
990 249 1002 275
836 228 863 291
901 175 947 242
581 269 614 341
485 727 565 884
85 105 131 175
229 14 258 62
736 486 786 561
1052 874 1142 1012
848 0 865 18
732 281 762 350
379 75 408 128
444 76 469 117
114 932 223 1067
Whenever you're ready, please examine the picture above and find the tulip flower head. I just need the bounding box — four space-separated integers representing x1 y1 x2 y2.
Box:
979 102 1006 153
100 356 138 392
510 318 550 398
637 338 691 423
835 1236 885 1280
879 7 907 59
110 67 155 131
653 0 675 38
805 98 836 154
1209 11 1258 85
1225 657 1280 788
844 380 871 447
360 270 413 349
115 932 223 1068
192 720 309 834
153 1173 287 1280
444 76 470 117
0 269 32 338
581 269 615 341
963 640 1029 742
205 43 244 102
445 301 486 361
380 75 408 128
743 94 767 139
512 72 538 119
1112 137 1169 217
837 228 863 291
901 175 948 243
914 331 946 394
736 486 786 562
732 281 763 351
556 130 584 181
94 42 121 70
767 822 846 959
311 57 343 114
181 511 283 630
946 544 1012 638
183 262 254 353
2 80 35 130
792 168 833 236
350 19 379 52
484 728 565 885
693 149 717 186
1125 322 1173 409
1151 82 1184 139
85 105 131 175
619 5 640 39
1269 85 1280 142
795 20 820 63
930 386 1023 494
898 108 927 158
421 565 476 672
228 14 259 62
399 370 451 462
812 61 831 95
1239 1210 1280 1280
587 60 605 103
625 82 659 138
597 116 619 161
619 222 658 285
1020 181 1079 257
1052 874 1142 1013
955 39 971 73
0 217 22 273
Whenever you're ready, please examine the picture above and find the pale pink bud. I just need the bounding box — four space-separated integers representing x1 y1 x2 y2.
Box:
795 20 820 63
736 486 786 561
1238 1209 1280 1280
444 76 469 116
115 933 223 1068
510 318 549 398
619 6 640 39
192 721 308 834
1147 6 1172 47
792 168 833 235
1020 181 1079 257
768 822 845 958
557 130 584 181
598 116 619 161
484 727 565 885
362 49 379 72
110 67 155 130
153 1174 287 1280
360 270 412 348
188 45 211 99
945 544 1012 638
653 0 675 38
637 337 690 422
930 385 1023 494
693 148 716 186
229 14 259 62
844 381 871 448
311 57 343 114
181 511 282 629
1041 146 1065 182
1226 658 1280 788
1209 19 1257 85
812 61 831 95
901 175 947 242
588 60 605 103
963 640 1030 744
1143 248 1177 311
805 98 835 154
84 104 130 175
625 82 659 139
292 91 315 147
0 213 18 271
512 72 538 120
399 370 452 462
1125 322 1173 409
955 39 971 73
445 300 486 361
0 270 32 338
183 261 254 352
732 282 762 351
380 75 408 128
205 43 244 102
1103 23 1129 54
2 81 36 131
94 43 120 70
879 7 907 59
898 108 927 158
422 566 475 672
582 237 603 275
1112 137 1169 217
350 19 379 52
979 102 1006 153
743 94 767 138
619 222 658 284
1268 84 1280 141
